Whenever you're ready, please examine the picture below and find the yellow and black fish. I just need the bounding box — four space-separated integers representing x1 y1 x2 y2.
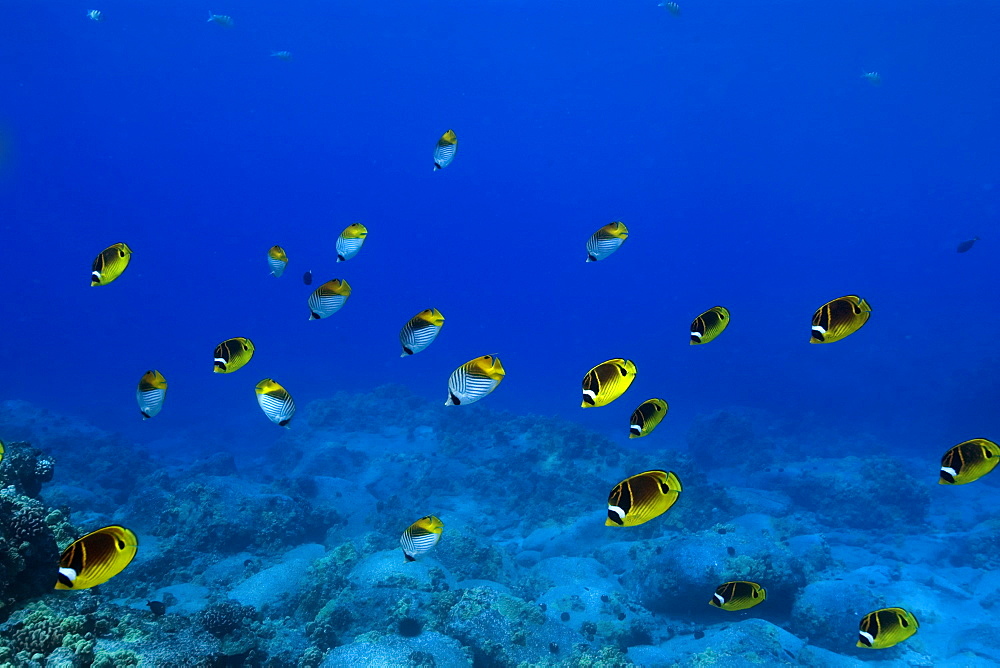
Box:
136 370 167 420
267 246 288 277
857 607 919 649
55 525 138 590
810 295 871 343
336 223 368 262
433 130 458 171
939 438 1000 485
213 337 255 374
91 243 133 286
445 355 505 405
709 581 767 611
582 359 636 407
400 515 444 561
690 306 730 345
255 378 296 427
606 470 682 526
629 399 668 438
400 308 445 356
0 439 4 464
585 221 628 262
308 279 351 319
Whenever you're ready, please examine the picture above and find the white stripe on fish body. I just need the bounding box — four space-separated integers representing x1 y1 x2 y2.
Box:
268 256 287 277
308 293 347 319
858 630 875 646
941 466 957 477
400 321 442 356
258 393 295 426
58 567 78 583
586 234 624 262
433 144 456 171
336 236 365 262
137 388 166 419
446 369 499 406
713 593 725 605
811 325 827 334
608 505 626 521
400 528 440 558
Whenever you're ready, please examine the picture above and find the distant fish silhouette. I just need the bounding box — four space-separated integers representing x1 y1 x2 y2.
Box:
303 270 313 285
861 71 881 86
956 237 979 253
147 601 166 616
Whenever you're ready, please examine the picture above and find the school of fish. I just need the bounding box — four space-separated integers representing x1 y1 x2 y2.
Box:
0 6 986 653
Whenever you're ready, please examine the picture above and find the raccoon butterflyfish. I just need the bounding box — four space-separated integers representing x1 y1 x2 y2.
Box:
400 308 445 356
255 378 296 427
810 295 871 343
303 270 313 285
445 355 505 406
606 470 682 527
709 581 767 611
91 243 133 286
0 439 4 464
433 130 457 171
582 359 636 407
956 237 979 253
629 399 668 438
690 306 730 345
208 11 233 27
336 223 368 262
136 370 167 420
308 279 351 319
400 515 444 561
213 337 255 374
267 246 288 277
857 607 919 649
658 1 680 14
55 525 138 590
939 438 1000 485
585 221 628 262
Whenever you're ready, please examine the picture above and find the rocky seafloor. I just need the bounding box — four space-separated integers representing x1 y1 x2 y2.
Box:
0 386 998 667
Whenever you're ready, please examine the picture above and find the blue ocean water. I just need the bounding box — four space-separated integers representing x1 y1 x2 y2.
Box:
0 0 998 664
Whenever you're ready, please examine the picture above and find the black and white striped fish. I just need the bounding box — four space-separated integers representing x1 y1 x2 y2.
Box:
400 515 444 561
255 378 295 427
400 308 445 356
267 246 288 277
445 354 505 406
585 221 628 262
336 223 368 262
433 130 457 171
308 279 351 319
136 370 167 419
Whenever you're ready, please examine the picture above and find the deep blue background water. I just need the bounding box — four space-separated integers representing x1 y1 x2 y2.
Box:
1 0 997 459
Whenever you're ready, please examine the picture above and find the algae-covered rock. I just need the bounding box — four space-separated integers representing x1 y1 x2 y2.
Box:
320 630 471 667
622 516 807 616
789 579 884 652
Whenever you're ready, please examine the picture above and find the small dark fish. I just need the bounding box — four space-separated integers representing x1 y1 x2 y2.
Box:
727 546 736 556
956 237 979 253
303 270 313 285
147 601 166 616
694 630 705 640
